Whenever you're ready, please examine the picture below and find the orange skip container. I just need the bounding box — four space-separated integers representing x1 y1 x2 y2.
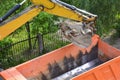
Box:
0 34 120 80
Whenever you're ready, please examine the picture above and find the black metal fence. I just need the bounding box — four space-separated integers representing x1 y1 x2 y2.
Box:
0 35 39 69
0 32 69 69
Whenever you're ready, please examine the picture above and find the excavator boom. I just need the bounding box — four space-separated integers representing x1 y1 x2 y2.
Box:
0 0 97 47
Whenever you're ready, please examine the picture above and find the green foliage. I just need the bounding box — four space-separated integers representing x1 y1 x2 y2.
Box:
114 14 120 37
30 12 58 35
0 38 12 48
0 38 13 67
88 0 120 36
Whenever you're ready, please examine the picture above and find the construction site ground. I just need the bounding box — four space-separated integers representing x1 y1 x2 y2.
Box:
103 36 120 49
112 38 120 49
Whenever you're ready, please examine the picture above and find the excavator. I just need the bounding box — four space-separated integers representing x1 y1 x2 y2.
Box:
0 0 120 80
0 0 97 48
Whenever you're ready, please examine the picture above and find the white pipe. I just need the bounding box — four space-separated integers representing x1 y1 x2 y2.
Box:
20 0 27 5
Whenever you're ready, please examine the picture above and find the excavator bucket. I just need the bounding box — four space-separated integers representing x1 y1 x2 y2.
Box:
59 20 95 48
0 34 120 80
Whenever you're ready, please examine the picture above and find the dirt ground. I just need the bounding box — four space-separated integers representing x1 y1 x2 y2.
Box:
112 38 120 49
103 37 120 50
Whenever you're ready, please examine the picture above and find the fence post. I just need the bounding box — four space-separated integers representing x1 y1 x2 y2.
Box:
25 22 32 51
37 33 44 54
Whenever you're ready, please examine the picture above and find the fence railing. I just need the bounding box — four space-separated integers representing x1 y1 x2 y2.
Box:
0 32 69 69
0 35 40 69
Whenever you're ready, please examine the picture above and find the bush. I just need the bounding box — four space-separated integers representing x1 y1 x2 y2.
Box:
30 12 58 35
0 38 13 48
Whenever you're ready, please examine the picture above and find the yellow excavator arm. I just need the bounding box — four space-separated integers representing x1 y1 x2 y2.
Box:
0 0 97 47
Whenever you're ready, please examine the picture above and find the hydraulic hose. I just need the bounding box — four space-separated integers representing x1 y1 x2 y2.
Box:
0 0 26 23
